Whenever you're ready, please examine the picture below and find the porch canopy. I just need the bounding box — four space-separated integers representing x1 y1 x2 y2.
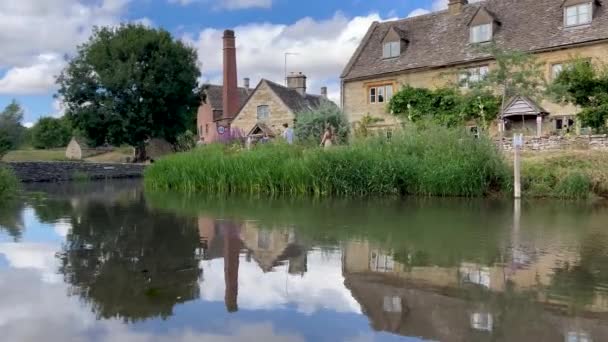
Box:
502 96 549 137
247 122 276 138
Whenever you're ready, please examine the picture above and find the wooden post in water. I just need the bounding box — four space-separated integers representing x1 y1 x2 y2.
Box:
513 134 523 199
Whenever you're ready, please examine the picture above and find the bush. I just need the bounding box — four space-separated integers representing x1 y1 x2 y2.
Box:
294 102 349 145
0 167 19 199
31 117 72 149
145 124 510 197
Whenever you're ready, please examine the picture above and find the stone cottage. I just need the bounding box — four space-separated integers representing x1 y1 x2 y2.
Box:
341 0 608 136
231 73 332 138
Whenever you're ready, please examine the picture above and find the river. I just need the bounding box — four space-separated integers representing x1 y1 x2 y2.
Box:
1 180 607 341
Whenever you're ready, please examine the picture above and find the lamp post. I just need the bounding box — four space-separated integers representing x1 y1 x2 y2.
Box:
284 52 299 86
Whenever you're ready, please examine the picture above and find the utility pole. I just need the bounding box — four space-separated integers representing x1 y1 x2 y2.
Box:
284 52 299 86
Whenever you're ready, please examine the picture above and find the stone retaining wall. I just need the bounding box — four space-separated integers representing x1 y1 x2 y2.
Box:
498 135 608 151
3 161 146 183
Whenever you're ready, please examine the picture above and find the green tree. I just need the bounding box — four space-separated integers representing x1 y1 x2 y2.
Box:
57 24 201 161
550 59 608 132
294 102 350 145
31 117 72 149
0 100 26 156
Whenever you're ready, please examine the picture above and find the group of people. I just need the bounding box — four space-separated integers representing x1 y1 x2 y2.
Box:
281 123 334 149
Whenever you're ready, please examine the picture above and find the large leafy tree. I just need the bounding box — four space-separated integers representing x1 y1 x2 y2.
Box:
0 100 26 157
57 24 201 160
31 117 72 149
550 59 608 132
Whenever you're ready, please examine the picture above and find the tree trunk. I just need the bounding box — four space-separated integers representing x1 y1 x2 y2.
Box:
134 143 147 163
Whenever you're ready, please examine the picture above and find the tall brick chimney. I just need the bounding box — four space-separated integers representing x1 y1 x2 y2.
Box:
448 0 467 15
223 30 239 119
287 72 307 96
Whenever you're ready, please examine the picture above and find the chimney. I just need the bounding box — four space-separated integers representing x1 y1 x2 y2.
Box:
320 87 328 99
448 0 467 15
223 29 239 119
287 72 307 96
243 77 250 91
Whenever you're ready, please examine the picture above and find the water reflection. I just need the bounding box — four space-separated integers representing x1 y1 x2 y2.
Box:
1 182 608 341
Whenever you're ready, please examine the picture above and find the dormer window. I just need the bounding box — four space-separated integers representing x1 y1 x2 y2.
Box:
470 24 492 43
383 41 400 58
565 2 592 27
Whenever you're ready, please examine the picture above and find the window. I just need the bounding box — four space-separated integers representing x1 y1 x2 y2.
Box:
459 66 489 88
370 250 395 272
556 118 564 130
382 41 400 58
257 105 270 121
552 63 564 79
565 3 592 27
470 313 493 332
369 84 394 104
470 24 492 43
383 296 402 313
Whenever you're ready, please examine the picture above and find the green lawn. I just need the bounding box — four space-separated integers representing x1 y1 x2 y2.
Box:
2 149 68 162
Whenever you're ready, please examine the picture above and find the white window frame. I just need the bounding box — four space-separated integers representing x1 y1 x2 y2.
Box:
459 65 489 89
370 250 395 272
470 24 492 43
565 3 593 27
257 105 270 121
551 63 564 79
382 41 400 58
369 84 394 104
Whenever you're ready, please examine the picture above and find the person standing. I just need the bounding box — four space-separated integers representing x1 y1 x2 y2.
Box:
282 123 294 145
320 126 333 149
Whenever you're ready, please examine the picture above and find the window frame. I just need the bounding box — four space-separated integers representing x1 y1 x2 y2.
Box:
459 65 489 89
257 105 270 121
564 3 593 27
469 23 493 44
368 84 395 104
382 41 401 59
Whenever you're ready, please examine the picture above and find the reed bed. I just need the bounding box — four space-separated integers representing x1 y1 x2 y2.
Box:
0 166 19 199
145 126 510 197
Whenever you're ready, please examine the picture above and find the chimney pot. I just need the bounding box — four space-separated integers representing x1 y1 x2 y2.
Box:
448 0 467 15
321 87 328 98
244 78 250 90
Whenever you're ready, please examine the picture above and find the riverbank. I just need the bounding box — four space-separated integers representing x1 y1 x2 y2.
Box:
145 127 510 197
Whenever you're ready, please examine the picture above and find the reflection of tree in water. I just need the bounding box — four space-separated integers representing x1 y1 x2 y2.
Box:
57 197 201 322
0 200 24 241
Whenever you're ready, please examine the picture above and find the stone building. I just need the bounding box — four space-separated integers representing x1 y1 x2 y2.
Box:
196 82 251 143
341 0 608 136
231 74 332 139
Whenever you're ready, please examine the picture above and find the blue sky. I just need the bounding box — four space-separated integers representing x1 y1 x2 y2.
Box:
0 0 449 126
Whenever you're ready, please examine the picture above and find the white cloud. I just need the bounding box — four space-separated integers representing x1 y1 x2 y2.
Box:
169 0 273 10
408 8 430 18
0 242 61 283
183 12 383 105
133 17 154 27
0 0 131 95
408 0 483 18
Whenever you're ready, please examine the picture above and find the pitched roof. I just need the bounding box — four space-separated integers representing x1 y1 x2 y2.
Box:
201 84 251 110
247 122 276 137
263 79 329 113
342 0 608 81
503 96 549 117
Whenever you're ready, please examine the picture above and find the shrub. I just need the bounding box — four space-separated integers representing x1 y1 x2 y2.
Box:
31 117 72 149
294 102 350 145
0 167 19 199
145 124 510 197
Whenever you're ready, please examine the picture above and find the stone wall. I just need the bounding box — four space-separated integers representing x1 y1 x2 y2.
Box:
498 135 608 151
3 161 146 183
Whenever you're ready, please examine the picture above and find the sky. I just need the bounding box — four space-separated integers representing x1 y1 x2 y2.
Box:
0 0 453 127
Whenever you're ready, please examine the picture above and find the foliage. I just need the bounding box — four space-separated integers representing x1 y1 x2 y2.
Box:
294 102 350 145
0 167 19 199
550 59 608 132
353 114 385 138
388 85 500 128
145 124 510 198
31 117 72 149
0 100 26 157
174 130 197 152
57 24 201 160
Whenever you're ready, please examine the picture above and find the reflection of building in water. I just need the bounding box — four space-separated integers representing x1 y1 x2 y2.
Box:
239 222 307 275
342 240 608 341
196 217 309 312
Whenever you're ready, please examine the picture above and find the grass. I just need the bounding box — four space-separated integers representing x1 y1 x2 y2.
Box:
520 151 608 199
0 167 19 199
2 149 67 162
145 125 510 198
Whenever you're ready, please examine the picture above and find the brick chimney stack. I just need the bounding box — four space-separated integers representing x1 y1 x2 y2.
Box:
243 78 250 91
448 0 467 15
287 72 307 96
223 30 239 119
